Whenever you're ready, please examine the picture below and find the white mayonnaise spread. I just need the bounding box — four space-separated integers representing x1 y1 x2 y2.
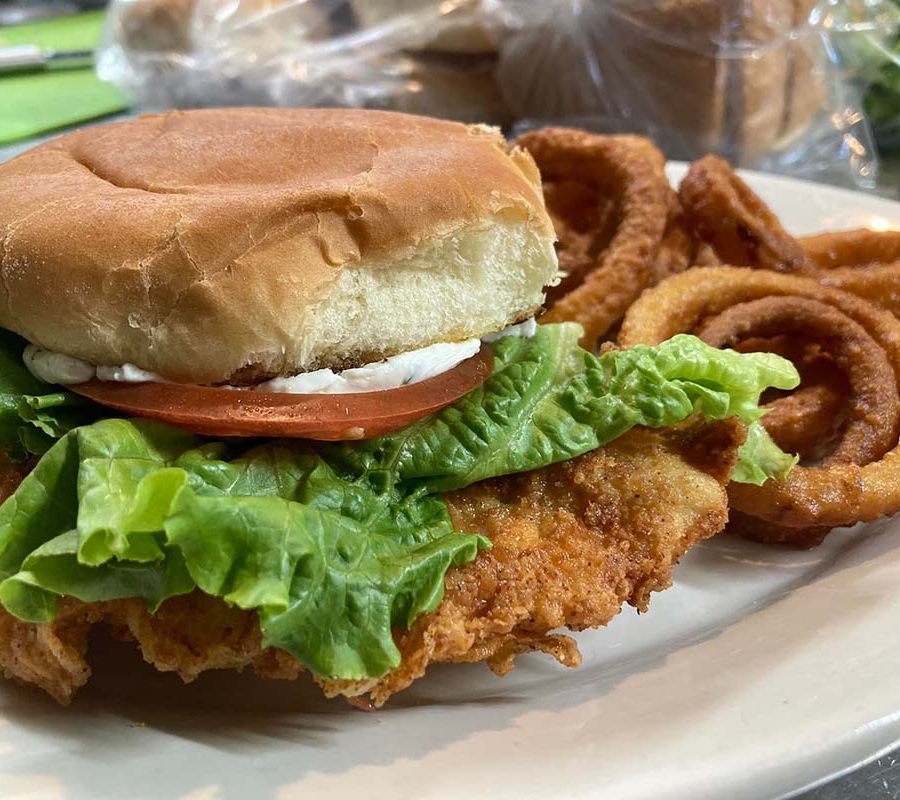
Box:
22 318 537 394
23 347 95 385
23 345 166 385
482 317 537 342
95 363 164 383
257 339 482 394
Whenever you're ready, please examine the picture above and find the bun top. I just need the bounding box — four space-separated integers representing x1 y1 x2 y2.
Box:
0 108 556 384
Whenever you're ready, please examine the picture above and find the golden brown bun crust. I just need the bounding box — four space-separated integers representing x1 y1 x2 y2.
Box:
0 108 555 383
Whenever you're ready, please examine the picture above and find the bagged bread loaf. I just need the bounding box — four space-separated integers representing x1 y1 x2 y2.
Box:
119 0 332 54
498 0 824 163
349 0 502 53
102 0 512 122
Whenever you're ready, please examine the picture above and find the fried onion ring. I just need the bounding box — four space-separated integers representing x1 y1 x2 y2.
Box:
794 229 900 317
515 128 672 347
619 267 900 545
696 296 897 465
679 160 900 316
650 195 697 285
800 229 900 269
817 262 900 319
539 175 620 306
726 512 832 550
678 155 813 274
732 336 850 462
760 383 848 463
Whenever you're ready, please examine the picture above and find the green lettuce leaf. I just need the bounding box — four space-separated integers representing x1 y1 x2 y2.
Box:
0 418 484 678
167 488 477 677
0 325 799 680
326 329 799 493
732 420 798 486
0 431 80 582
0 530 194 622
0 329 98 459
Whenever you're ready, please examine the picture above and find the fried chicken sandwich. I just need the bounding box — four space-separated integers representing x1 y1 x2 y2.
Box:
0 109 798 704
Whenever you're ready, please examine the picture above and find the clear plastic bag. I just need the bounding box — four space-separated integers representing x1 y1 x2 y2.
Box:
98 0 514 123
96 0 899 189
501 0 898 189
823 0 900 153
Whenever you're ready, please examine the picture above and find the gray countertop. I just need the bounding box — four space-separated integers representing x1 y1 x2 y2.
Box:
2 123 899 800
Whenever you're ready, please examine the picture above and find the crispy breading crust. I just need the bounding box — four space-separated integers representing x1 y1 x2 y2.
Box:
0 420 742 706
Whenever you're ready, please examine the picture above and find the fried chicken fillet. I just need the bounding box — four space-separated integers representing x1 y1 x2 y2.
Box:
0 420 742 705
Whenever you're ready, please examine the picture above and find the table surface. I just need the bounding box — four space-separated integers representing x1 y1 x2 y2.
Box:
799 753 900 799
1 124 899 800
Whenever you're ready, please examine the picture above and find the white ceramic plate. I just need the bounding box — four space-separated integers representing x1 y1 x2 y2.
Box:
1 168 899 800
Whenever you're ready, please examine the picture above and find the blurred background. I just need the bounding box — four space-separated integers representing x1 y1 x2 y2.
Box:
0 0 898 191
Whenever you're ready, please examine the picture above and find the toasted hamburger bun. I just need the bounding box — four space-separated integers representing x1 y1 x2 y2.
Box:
0 108 556 385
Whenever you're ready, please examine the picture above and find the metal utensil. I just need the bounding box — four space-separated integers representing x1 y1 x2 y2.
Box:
0 44 93 74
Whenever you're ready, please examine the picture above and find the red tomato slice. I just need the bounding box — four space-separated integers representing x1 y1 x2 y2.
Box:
69 347 494 440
